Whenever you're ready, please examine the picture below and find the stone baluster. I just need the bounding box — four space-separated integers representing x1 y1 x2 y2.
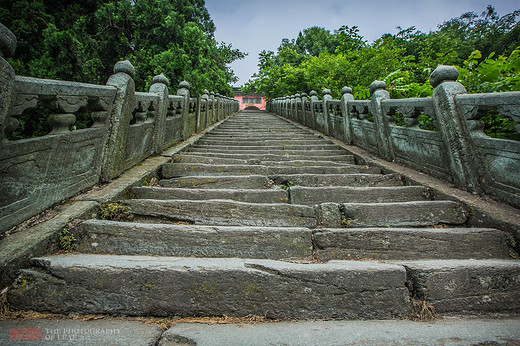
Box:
309 90 319 130
46 96 88 134
369 80 394 161
0 23 17 143
430 65 479 192
102 60 136 182
177 81 190 140
322 88 332 134
149 73 169 153
209 91 216 125
340 86 354 144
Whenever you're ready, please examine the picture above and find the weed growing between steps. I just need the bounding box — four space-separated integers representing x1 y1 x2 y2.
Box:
98 203 133 221
409 298 437 321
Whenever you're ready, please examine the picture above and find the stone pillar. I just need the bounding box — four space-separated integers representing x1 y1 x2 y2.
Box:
209 91 216 125
322 88 332 135
369 80 393 161
309 90 319 130
102 60 136 181
0 23 17 144
340 86 354 144
299 93 307 125
149 73 169 153
430 65 479 192
177 81 190 140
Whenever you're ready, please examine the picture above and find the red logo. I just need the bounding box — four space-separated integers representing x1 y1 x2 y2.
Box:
10 328 43 340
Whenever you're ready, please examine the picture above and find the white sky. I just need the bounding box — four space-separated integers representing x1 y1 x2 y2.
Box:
204 0 519 87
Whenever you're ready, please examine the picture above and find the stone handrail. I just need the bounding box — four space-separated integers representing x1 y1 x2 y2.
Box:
269 65 520 208
0 23 239 232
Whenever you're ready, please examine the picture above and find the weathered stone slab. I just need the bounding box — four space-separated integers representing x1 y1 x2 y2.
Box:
342 201 467 227
196 139 332 146
8 255 410 319
314 228 511 260
172 154 248 165
268 165 381 175
132 186 288 203
398 260 520 313
193 144 341 151
270 173 404 187
180 152 355 163
161 163 268 178
159 175 269 189
290 186 430 205
79 220 311 259
187 148 348 156
123 199 317 227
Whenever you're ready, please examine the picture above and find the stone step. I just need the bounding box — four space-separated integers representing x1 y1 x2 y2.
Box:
269 173 404 187
211 129 310 134
342 201 468 227
196 139 332 146
192 144 340 151
178 152 355 163
314 228 512 260
161 163 269 178
159 175 269 189
78 220 310 258
123 199 318 227
8 254 410 319
132 187 289 203
162 163 379 178
204 134 318 140
187 148 348 156
171 154 356 167
398 259 520 314
289 186 432 205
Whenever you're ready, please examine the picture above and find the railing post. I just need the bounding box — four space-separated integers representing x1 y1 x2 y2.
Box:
102 60 136 181
177 81 190 140
299 93 307 125
369 80 394 161
149 73 169 153
322 89 332 135
309 90 319 130
430 65 480 192
0 23 17 144
340 86 354 144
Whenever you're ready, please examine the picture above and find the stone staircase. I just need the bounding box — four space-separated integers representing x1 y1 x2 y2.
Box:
7 110 520 319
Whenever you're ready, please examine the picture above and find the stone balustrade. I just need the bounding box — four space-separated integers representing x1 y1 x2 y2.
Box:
0 23 239 232
269 66 520 208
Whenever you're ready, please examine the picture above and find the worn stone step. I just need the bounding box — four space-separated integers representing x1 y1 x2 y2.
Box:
270 173 404 187
211 129 310 134
123 199 318 227
289 186 432 205
343 201 468 227
205 134 318 140
162 163 268 178
159 175 269 189
398 260 520 314
314 228 512 260
187 148 349 156
178 152 355 163
8 255 410 319
132 187 289 203
268 165 381 175
78 220 311 259
192 144 340 151
196 139 332 146
172 154 356 167
162 163 380 178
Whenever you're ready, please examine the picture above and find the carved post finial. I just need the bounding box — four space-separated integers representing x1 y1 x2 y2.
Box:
152 73 169 86
429 65 459 88
341 86 353 95
113 60 135 79
369 80 387 95
0 23 16 59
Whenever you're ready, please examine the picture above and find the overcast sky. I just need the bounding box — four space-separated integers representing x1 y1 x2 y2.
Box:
204 0 519 87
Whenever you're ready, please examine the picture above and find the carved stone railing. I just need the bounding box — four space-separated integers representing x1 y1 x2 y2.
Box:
0 23 239 231
269 65 520 208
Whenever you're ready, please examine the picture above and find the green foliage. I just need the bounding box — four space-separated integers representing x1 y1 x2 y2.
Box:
98 202 133 221
3 0 245 97
58 226 77 253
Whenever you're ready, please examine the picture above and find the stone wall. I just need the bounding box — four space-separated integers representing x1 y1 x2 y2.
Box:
0 23 239 232
269 65 520 209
